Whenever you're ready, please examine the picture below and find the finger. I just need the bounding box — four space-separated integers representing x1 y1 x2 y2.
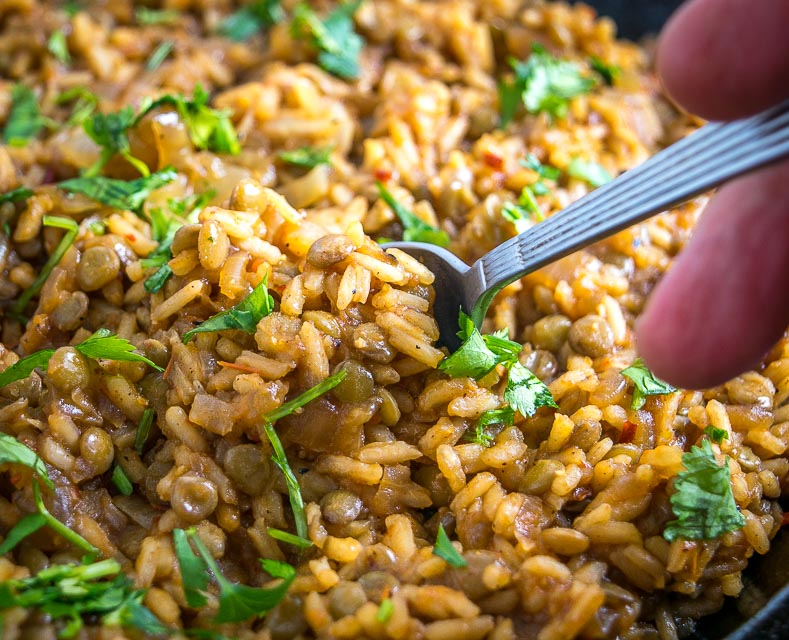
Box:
657 0 789 121
635 160 789 389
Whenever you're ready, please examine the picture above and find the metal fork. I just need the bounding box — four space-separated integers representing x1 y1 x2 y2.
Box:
385 99 789 350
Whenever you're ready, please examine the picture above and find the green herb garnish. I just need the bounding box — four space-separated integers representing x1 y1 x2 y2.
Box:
278 145 333 168
83 106 149 177
48 30 71 65
620 358 677 410
217 0 284 41
261 370 347 541
56 87 99 128
376 181 449 247
146 40 174 72
521 153 561 182
499 44 594 125
0 512 47 555
135 7 180 25
663 439 746 541
3 84 51 146
704 425 728 444
590 56 620 86
267 527 313 549
433 524 467 568
137 85 240 155
173 528 296 623
59 167 177 213
501 185 543 233
135 408 155 455
567 158 613 188
9 216 79 320
504 362 558 418
111 465 133 496
0 558 167 637
0 431 54 489
468 406 516 446
376 597 394 623
0 328 162 389
291 1 364 79
0 186 34 206
183 275 274 343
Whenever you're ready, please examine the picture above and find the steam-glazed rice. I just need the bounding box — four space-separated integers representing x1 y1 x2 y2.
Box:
1 1 788 639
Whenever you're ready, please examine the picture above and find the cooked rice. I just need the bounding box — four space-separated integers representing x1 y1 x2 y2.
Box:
0 1 787 639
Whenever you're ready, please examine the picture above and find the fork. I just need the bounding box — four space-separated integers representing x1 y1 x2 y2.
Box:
385 99 789 350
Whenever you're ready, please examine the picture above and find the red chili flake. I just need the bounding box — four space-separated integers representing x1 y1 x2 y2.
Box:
125 234 137 243
374 167 393 181
619 420 637 444
483 150 504 170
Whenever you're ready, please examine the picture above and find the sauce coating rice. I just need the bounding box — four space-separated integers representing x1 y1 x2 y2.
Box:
0 1 788 639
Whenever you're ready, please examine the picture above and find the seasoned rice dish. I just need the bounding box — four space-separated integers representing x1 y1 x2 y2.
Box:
0 1 788 639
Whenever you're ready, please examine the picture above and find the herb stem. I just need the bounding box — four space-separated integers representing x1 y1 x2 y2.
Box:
33 482 99 558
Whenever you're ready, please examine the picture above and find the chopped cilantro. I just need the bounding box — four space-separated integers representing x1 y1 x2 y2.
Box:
48 30 71 65
146 40 174 72
279 145 333 168
620 358 677 410
267 527 313 548
135 408 155 455
0 513 47 555
520 153 560 182
173 528 296 623
59 167 177 213
0 186 33 206
376 597 394 623
0 558 167 637
501 185 543 233
0 431 54 489
217 0 284 41
499 44 594 125
3 84 51 146
469 406 516 446
433 524 467 568
504 362 558 418
112 465 133 496
9 215 79 320
291 1 364 79
137 85 241 155
31 481 98 556
83 106 149 177
261 370 347 540
704 425 728 444
664 439 746 541
135 7 180 25
590 56 620 86
376 181 449 247
567 158 613 188
182 275 274 343
56 86 99 128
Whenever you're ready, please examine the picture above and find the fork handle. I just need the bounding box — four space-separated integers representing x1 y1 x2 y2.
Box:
472 99 789 325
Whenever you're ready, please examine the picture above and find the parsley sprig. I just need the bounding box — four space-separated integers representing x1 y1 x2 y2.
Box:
0 558 167 637
291 1 364 79
218 0 284 41
620 358 677 410
499 44 594 125
663 439 746 541
173 528 296 623
376 181 450 247
0 328 163 389
182 275 275 343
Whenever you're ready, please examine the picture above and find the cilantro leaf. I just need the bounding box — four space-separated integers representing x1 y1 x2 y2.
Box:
0 349 56 390
438 311 520 379
590 56 620 86
146 40 174 72
620 358 677 410
291 1 364 79
183 275 274 343
376 181 449 247
218 0 284 41
567 158 613 188
56 87 99 128
433 524 467 568
135 7 180 25
59 167 177 213
504 362 558 418
499 44 594 125
103 589 170 636
3 84 49 146
83 106 150 177
664 439 746 541
501 185 543 234
144 265 173 293
9 215 79 320
134 408 155 455
267 527 313 548
173 528 209 608
111 465 133 496
520 153 560 181
262 370 347 540
75 328 163 371
0 512 47 555
48 30 71 65
376 598 394 623
473 406 516 447
0 186 34 206
279 145 333 168
0 432 54 489
137 86 240 155
705 425 728 444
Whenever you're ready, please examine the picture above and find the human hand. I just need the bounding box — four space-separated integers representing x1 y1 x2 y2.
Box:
635 0 789 389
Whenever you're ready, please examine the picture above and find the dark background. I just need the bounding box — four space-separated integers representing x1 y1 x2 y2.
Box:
581 0 684 39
